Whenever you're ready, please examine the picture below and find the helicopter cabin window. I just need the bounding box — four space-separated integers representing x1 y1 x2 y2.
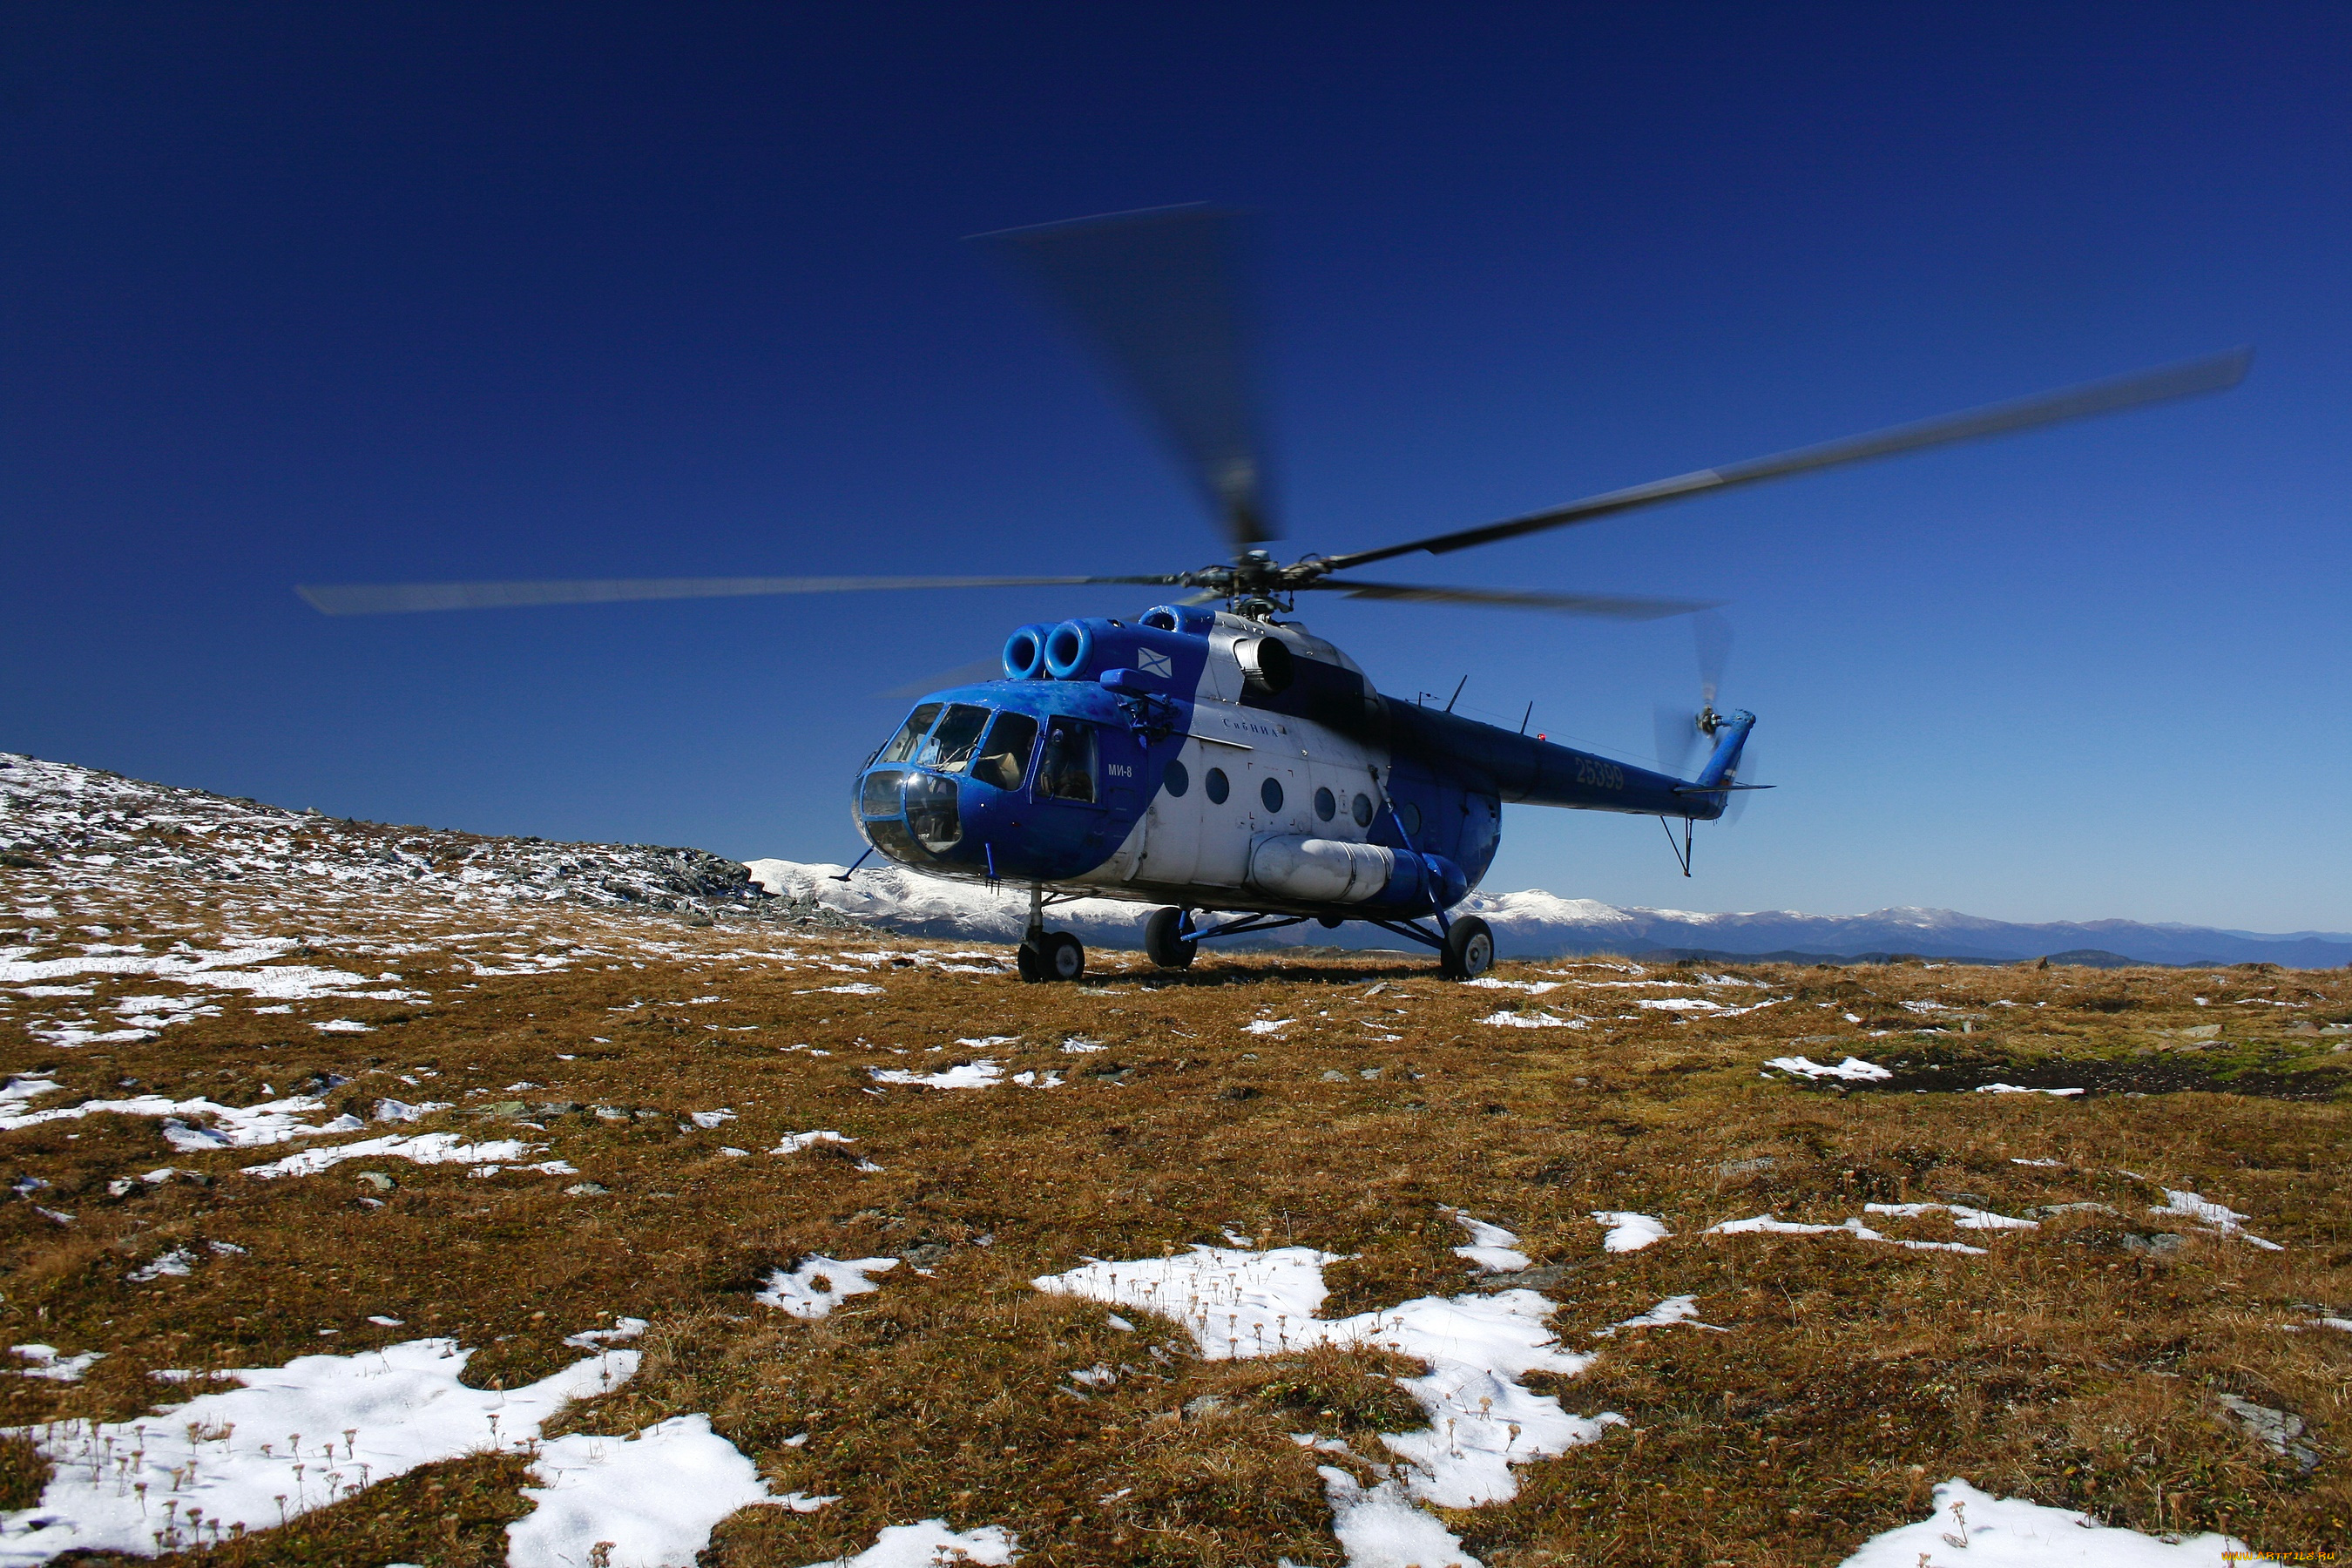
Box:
1204 767 1230 804
970 712 1038 791
1260 777 1284 814
916 704 992 773
1352 792 1375 828
1161 759 1189 797
1040 718 1098 803
878 703 943 765
1314 786 1336 822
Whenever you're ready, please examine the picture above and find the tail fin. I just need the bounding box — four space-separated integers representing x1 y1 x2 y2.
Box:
1693 710 1756 791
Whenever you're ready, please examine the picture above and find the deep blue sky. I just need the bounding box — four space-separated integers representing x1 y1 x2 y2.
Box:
5 5 2347 932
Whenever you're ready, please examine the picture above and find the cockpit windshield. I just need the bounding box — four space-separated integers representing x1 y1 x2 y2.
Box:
970 711 1038 790
915 703 992 774
877 703 943 765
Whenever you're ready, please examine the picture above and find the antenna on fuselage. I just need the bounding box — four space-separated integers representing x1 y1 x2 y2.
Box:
1444 675 1467 713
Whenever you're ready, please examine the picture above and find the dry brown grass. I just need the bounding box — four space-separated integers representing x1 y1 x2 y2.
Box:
0 884 2348 1565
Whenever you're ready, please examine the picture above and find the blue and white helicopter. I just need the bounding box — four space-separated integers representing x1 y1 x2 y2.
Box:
301 207 2247 983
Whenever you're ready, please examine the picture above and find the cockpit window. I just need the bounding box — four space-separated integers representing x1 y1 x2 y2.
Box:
971 711 1038 791
916 704 992 773
877 703 943 765
1040 718 1098 803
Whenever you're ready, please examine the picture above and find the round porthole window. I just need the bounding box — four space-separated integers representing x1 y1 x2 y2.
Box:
1314 786 1335 821
1163 759 1189 797
1260 776 1285 814
1352 792 1375 828
1398 800 1422 836
1205 767 1230 804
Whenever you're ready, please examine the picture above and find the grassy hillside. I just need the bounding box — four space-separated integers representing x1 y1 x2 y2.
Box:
1 754 2347 1564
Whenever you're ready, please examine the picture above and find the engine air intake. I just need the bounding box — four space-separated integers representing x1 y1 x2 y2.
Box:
1002 624 1051 680
1043 619 1094 679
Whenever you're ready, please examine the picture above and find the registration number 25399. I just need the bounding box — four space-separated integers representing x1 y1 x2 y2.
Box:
1572 757 1624 790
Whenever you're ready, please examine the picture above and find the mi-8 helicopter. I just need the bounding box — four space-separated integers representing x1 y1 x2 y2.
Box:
301 206 2247 983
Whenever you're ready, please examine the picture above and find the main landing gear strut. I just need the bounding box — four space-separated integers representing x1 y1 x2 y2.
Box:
1016 883 1087 984
1142 906 1495 980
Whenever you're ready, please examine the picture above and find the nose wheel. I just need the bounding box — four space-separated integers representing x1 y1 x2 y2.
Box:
1017 931 1086 983
1017 883 1087 983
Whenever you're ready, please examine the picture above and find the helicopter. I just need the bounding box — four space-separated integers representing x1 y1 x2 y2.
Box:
299 206 2248 983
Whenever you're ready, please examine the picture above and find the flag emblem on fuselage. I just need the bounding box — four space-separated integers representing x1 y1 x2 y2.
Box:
1137 648 1173 678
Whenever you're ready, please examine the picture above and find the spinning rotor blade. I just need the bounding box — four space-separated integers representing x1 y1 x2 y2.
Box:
1692 609 1733 707
1656 612 1735 775
295 572 1183 616
973 205 1277 549
875 657 1009 700
1316 348 2254 572
1652 705 1701 777
1725 741 1761 825
1299 579 1719 619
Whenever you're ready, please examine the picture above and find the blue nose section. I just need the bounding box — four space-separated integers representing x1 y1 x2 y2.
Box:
855 765 965 867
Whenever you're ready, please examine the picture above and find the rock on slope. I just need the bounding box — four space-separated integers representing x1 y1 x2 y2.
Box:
0 752 787 926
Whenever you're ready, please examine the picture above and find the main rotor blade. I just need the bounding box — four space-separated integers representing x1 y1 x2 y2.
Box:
875 657 1008 700
296 573 1182 616
972 205 1277 549
1317 347 2253 572
1692 609 1733 706
1300 578 1719 620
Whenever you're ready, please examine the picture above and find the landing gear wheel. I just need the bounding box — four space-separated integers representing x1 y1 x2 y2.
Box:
1016 939 1047 983
1144 907 1198 970
1046 931 1086 983
1440 916 1494 981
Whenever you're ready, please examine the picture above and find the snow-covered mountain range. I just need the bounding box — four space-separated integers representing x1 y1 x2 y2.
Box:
4 747 2337 967
745 857 2352 968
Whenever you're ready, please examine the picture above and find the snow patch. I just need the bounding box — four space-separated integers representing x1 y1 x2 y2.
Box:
1445 1211 1531 1273
758 1256 898 1319
1592 1295 1727 1337
8 1346 101 1382
796 1519 1019 1567
2152 1190 2284 1251
0 1338 636 1563
240 1132 564 1179
507 1415 789 1568
1315 1467 1478 1568
1707 1213 1989 1255
1592 1212 1671 1253
0 1092 341 1151
1766 1055 1890 1081
1864 1202 2038 1232
1033 1241 1621 1543
1836 1478 2265 1567
868 1061 1003 1090
561 1318 647 1350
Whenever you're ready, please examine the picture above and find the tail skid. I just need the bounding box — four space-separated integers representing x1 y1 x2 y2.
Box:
1659 708 1769 876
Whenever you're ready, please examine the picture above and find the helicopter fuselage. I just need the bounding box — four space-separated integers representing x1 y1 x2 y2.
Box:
852 604 1754 926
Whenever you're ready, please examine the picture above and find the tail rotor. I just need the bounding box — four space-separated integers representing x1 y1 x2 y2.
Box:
1655 610 1734 777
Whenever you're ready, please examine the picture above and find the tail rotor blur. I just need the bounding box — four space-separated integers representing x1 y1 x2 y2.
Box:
1655 611 1734 778
1724 740 1761 824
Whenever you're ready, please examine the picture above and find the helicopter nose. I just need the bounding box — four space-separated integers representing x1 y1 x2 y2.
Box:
854 764 964 862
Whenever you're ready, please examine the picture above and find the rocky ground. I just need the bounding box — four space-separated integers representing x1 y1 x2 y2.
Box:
0 752 2346 1566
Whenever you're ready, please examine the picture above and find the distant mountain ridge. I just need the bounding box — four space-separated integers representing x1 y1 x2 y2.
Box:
743 858 2352 969
5 745 2336 968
